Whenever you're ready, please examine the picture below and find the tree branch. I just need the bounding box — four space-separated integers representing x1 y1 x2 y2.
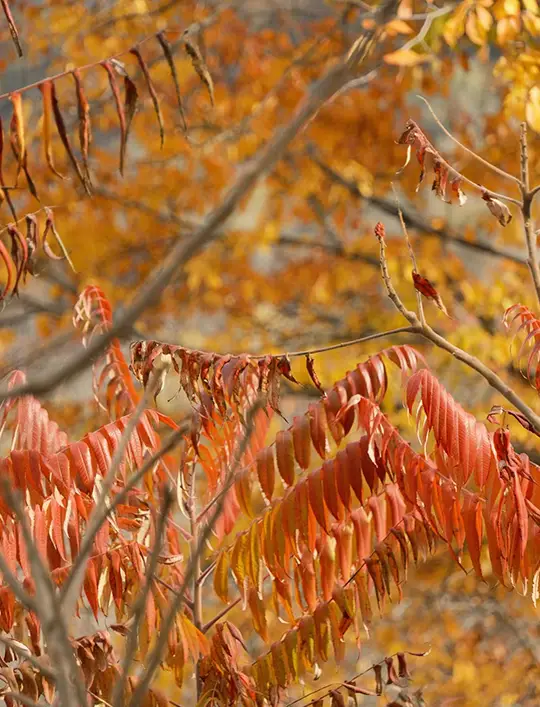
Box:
519 123 540 307
128 398 267 706
112 487 174 707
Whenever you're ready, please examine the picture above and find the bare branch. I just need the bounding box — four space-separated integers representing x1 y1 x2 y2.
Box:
128 398 266 706
519 123 540 306
3 692 41 707
201 597 242 634
391 184 426 325
112 487 174 707
61 373 165 618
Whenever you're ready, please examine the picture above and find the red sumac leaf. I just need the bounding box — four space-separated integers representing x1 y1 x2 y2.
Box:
276 429 295 486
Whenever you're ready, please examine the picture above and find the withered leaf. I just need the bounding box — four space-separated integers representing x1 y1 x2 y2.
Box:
102 60 139 175
43 207 76 271
156 31 187 132
184 36 215 106
306 353 325 395
482 191 512 226
39 81 65 179
72 69 92 184
487 404 540 437
130 47 165 148
0 117 16 220
50 82 92 195
1 0 22 57
412 271 449 317
9 92 38 200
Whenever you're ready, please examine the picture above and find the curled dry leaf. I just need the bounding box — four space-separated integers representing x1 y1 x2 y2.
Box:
9 92 38 200
156 31 187 132
1 0 23 57
184 36 215 106
130 47 165 148
50 82 92 195
487 404 540 437
72 69 92 184
482 190 513 226
0 118 16 220
412 271 450 317
43 207 76 272
102 60 139 175
306 353 326 396
39 81 65 179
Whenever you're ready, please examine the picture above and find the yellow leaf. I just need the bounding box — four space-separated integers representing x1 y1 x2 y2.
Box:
523 10 540 36
476 5 494 32
526 86 540 133
385 19 414 35
443 3 468 47
466 12 487 44
383 49 432 66
496 16 521 43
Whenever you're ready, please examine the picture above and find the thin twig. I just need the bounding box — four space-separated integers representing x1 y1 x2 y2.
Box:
112 487 174 707
417 95 522 187
0 548 39 614
310 151 527 264
61 373 166 617
128 398 266 706
201 597 242 634
392 184 425 325
519 122 540 307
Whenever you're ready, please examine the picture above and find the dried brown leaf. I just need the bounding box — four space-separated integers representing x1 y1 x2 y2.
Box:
50 82 92 195
185 36 215 106
1 0 22 57
130 47 165 148
39 81 65 179
72 69 92 184
156 31 187 131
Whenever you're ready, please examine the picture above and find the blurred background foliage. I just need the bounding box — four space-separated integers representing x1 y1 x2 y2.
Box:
1 0 540 704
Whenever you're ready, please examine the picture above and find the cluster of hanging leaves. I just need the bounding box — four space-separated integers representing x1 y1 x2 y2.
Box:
0 26 214 207
0 208 72 301
503 303 540 393
397 119 513 226
0 630 174 706
130 338 345 539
